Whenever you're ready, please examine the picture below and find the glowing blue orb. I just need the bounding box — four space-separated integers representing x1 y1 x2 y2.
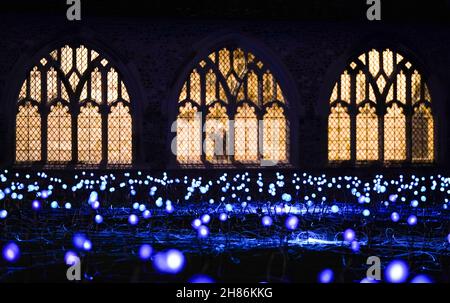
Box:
385 260 409 283
139 244 153 260
411 274 433 283
318 269 334 283
391 212 400 222
262 216 273 227
65 202 72 209
198 225 209 238
94 215 103 224
285 215 299 230
128 214 139 225
50 201 58 209
153 249 185 274
389 194 398 202
88 191 98 204
32 200 41 210
2 242 20 262
192 219 201 229
165 204 174 214
225 204 233 212
410 200 419 208
73 234 87 249
91 201 100 210
351 241 360 252
64 251 79 266
0 210 7 219
143 210 151 219
331 205 339 213
407 215 418 226
83 240 92 251
343 228 355 242
282 193 292 202
219 213 228 222
189 274 214 283
201 214 211 224
41 190 49 199
362 209 370 217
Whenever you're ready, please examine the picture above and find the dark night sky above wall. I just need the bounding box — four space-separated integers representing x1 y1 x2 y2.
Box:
1 0 450 21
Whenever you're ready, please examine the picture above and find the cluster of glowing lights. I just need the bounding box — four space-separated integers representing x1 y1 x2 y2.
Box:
0 169 448 282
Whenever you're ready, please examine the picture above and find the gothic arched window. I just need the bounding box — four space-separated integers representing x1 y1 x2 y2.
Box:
176 47 289 166
16 44 133 165
328 48 434 164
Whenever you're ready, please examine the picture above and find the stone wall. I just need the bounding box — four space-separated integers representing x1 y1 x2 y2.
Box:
1 14 449 169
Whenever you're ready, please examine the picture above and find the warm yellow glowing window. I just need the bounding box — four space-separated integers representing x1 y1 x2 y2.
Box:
328 48 434 164
176 47 289 165
16 44 133 165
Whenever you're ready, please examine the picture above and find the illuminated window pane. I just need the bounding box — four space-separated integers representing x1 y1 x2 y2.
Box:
108 102 132 164
412 104 434 162
330 84 338 103
383 49 394 77
30 67 41 101
176 103 202 164
61 46 73 75
16 103 41 162
396 71 406 103
190 70 201 103
356 71 366 104
121 81 130 102
384 103 406 161
328 104 350 161
78 103 102 164
368 49 380 77
205 69 216 104
76 46 88 74
205 103 229 164
235 104 258 163
340 71 351 102
218 48 231 76
356 104 378 161
47 102 72 162
233 49 246 77
19 81 27 100
263 104 288 163
107 68 119 104
91 68 102 103
263 72 274 103
411 71 421 104
47 68 57 102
